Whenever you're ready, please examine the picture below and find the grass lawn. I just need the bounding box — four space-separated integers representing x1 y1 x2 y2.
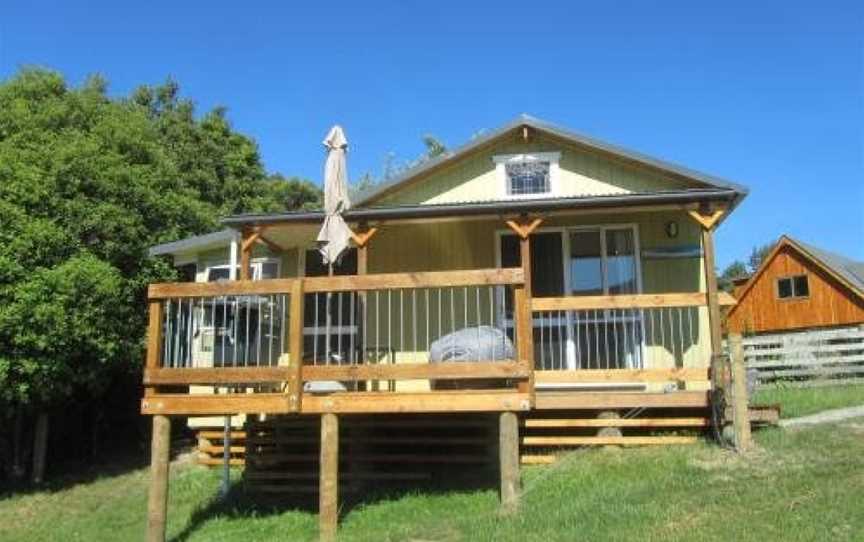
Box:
752 383 864 419
1 418 863 542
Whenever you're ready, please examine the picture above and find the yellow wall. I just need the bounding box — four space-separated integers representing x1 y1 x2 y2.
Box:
376 134 695 206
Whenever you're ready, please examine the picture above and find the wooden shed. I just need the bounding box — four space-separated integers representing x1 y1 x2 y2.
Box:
726 236 864 334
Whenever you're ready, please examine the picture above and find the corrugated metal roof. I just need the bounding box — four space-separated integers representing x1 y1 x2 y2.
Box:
792 237 864 297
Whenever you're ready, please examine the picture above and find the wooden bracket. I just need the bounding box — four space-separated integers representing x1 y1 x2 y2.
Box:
241 228 262 252
687 208 725 230
505 217 543 240
350 226 379 248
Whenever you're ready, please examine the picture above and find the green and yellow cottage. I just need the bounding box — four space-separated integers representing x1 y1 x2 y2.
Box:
143 115 746 541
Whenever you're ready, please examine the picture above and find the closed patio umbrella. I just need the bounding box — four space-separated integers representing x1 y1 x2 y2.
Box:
316 125 352 266
316 125 352 365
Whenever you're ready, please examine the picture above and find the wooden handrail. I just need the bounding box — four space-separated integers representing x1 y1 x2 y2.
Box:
534 368 709 384
302 268 524 293
148 268 525 299
531 292 736 311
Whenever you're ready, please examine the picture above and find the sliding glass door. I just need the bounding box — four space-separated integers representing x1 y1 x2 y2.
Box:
568 227 643 370
500 224 644 371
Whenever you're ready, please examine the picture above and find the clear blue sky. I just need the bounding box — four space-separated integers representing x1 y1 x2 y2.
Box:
2 1 862 267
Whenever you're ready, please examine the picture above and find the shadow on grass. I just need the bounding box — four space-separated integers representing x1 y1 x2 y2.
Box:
169 465 499 542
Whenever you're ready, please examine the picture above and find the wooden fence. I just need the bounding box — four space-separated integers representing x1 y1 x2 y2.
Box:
742 325 864 388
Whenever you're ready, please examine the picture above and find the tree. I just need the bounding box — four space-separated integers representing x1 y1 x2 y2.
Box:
748 241 775 274
718 260 749 293
350 134 447 198
0 68 320 482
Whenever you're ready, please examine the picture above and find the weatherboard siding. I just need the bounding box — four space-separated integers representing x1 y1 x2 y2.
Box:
377 134 694 206
727 245 864 334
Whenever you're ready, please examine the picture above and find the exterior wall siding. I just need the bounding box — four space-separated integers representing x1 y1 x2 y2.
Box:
377 134 694 206
727 245 864 334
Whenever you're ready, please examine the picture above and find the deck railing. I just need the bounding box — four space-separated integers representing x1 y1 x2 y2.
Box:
530 293 717 388
142 268 534 415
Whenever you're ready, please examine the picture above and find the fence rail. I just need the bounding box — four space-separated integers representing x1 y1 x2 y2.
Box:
742 326 864 388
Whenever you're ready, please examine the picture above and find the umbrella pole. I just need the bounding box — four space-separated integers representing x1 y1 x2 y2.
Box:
325 263 333 364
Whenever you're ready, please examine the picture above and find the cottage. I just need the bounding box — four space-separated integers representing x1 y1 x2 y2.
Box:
143 115 746 540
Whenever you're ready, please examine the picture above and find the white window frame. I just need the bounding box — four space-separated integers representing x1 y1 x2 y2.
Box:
204 258 281 282
493 151 561 199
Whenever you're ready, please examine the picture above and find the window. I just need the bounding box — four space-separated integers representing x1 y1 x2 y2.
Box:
777 275 809 299
494 152 560 198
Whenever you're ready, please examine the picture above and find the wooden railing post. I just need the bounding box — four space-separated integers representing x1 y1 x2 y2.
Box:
146 414 171 542
728 333 752 452
287 279 305 412
145 299 163 398
514 285 535 403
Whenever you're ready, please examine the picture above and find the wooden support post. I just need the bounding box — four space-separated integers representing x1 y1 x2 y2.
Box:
31 412 49 484
146 415 171 542
239 227 259 280
702 227 725 390
499 411 520 513
506 217 542 403
287 279 305 412
319 413 339 541
728 334 752 452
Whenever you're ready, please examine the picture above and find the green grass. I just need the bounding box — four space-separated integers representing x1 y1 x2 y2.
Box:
752 383 864 419
2 418 863 542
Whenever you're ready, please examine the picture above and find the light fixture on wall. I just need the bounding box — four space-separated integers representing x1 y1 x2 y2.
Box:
665 221 679 238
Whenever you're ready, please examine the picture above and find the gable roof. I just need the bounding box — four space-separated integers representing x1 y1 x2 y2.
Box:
354 114 749 207
729 235 864 313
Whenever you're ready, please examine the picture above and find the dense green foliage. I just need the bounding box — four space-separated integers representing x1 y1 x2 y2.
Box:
0 68 320 475
1 419 862 541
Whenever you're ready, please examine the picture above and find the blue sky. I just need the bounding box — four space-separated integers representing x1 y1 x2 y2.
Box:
2 1 862 267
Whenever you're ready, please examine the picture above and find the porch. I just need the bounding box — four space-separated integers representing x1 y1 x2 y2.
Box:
142 202 733 542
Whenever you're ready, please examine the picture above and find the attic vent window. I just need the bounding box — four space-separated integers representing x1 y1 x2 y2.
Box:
494 152 560 198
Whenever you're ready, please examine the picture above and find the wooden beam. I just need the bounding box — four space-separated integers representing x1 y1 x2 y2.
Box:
141 393 290 415
535 391 709 410
523 417 709 428
144 367 291 385
702 228 724 390
145 300 163 397
728 333 752 452
319 413 339 541
534 368 709 384
531 292 710 311
287 279 304 412
687 208 726 230
303 361 529 381
146 415 171 542
522 435 699 446
499 411 520 513
514 286 535 403
149 278 298 299
141 391 532 415
350 226 378 248
302 267 524 293
303 391 531 414
505 217 543 240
